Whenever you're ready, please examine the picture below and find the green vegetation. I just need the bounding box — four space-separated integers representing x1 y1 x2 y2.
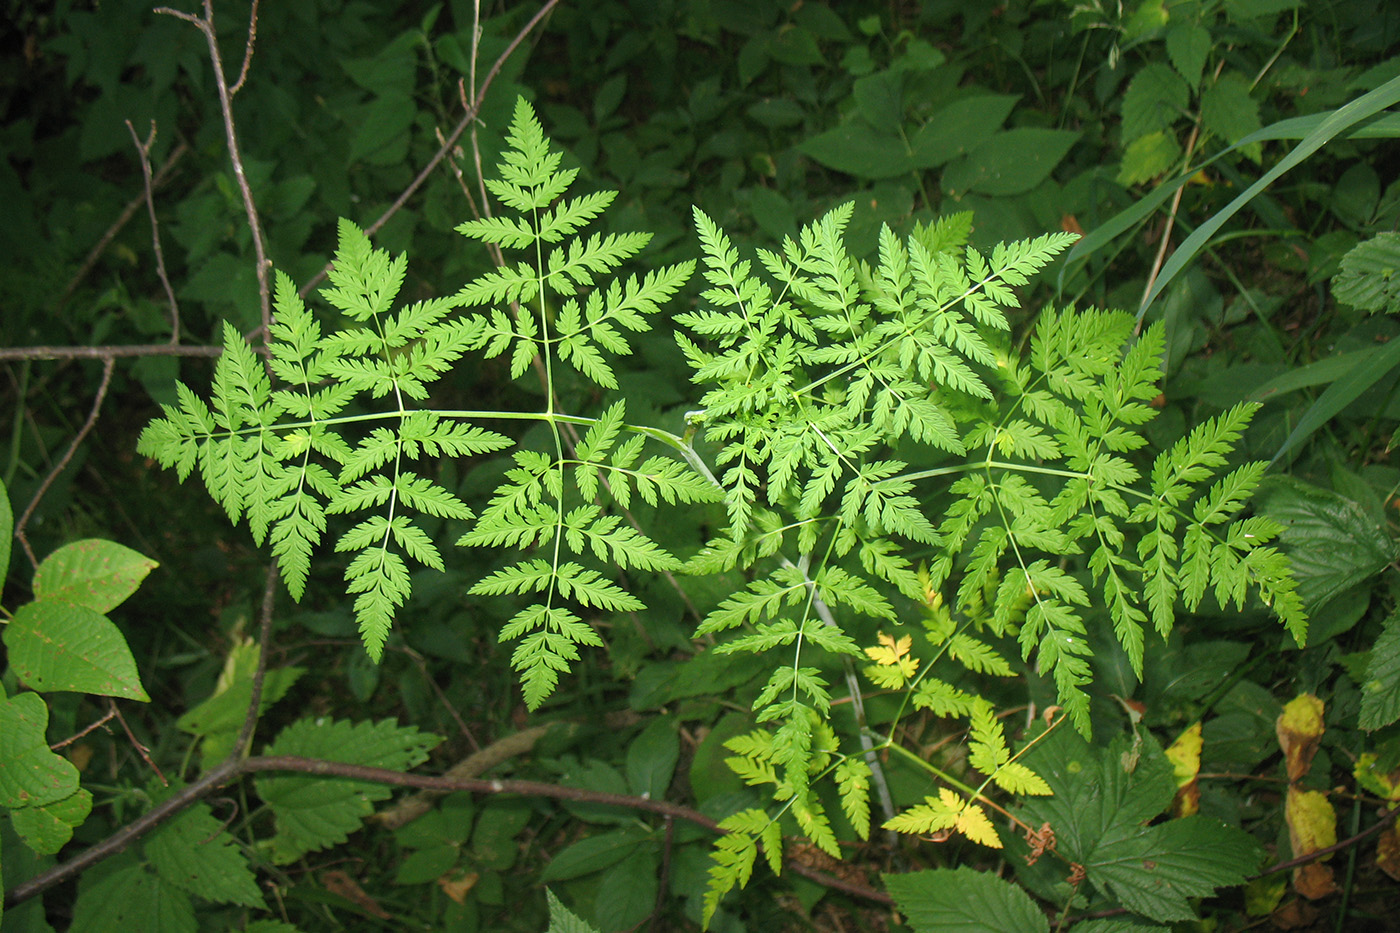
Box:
3 1 1400 931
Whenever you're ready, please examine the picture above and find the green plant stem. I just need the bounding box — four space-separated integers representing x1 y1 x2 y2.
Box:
882 739 980 799
1335 780 1363 932
783 555 898 837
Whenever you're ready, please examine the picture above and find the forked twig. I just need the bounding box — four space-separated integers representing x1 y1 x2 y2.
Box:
125 119 181 343
154 0 272 335
297 0 563 296
59 140 188 309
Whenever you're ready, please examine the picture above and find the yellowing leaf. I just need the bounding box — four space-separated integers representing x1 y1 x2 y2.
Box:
955 803 1002 849
1353 752 1400 801
864 632 918 680
991 761 1052 797
1285 787 1337 899
438 871 478 903
1165 721 1203 817
1276 693 1325 783
1244 875 1287 918
1378 825 1400 882
883 787 961 836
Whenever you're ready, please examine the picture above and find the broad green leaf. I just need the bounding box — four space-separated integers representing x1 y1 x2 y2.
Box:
1165 23 1210 88
852 70 904 134
255 718 440 863
1360 607 1400 730
471 798 534 870
392 844 459 884
176 639 304 763
1017 729 1262 922
0 690 80 807
942 128 1079 197
798 119 912 179
548 889 600 933
0 477 11 602
908 94 1018 169
1117 131 1180 186
32 539 158 614
884 867 1049 933
626 716 680 800
541 827 650 882
9 788 91 855
1254 477 1397 627
1089 816 1262 921
1333 232 1400 313
145 800 264 906
6 600 149 700
594 848 659 933
69 863 197 933
1200 73 1263 161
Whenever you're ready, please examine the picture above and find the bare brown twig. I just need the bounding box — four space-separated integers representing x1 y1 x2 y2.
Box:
228 0 260 97
58 140 188 309
125 119 181 343
13 356 115 569
4 750 891 910
297 0 563 296
111 699 166 785
0 344 221 362
155 0 272 335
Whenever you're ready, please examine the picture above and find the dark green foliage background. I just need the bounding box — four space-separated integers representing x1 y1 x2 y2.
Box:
4 0 1400 930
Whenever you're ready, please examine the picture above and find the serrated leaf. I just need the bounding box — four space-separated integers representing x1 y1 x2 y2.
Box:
1017 728 1262 922
547 888 601 933
1121 63 1189 141
255 718 440 863
1360 606 1400 729
69 863 197 933
1165 23 1210 88
1201 73 1263 161
884 867 1050 933
145 801 264 906
1254 477 1396 621
1333 232 1400 313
